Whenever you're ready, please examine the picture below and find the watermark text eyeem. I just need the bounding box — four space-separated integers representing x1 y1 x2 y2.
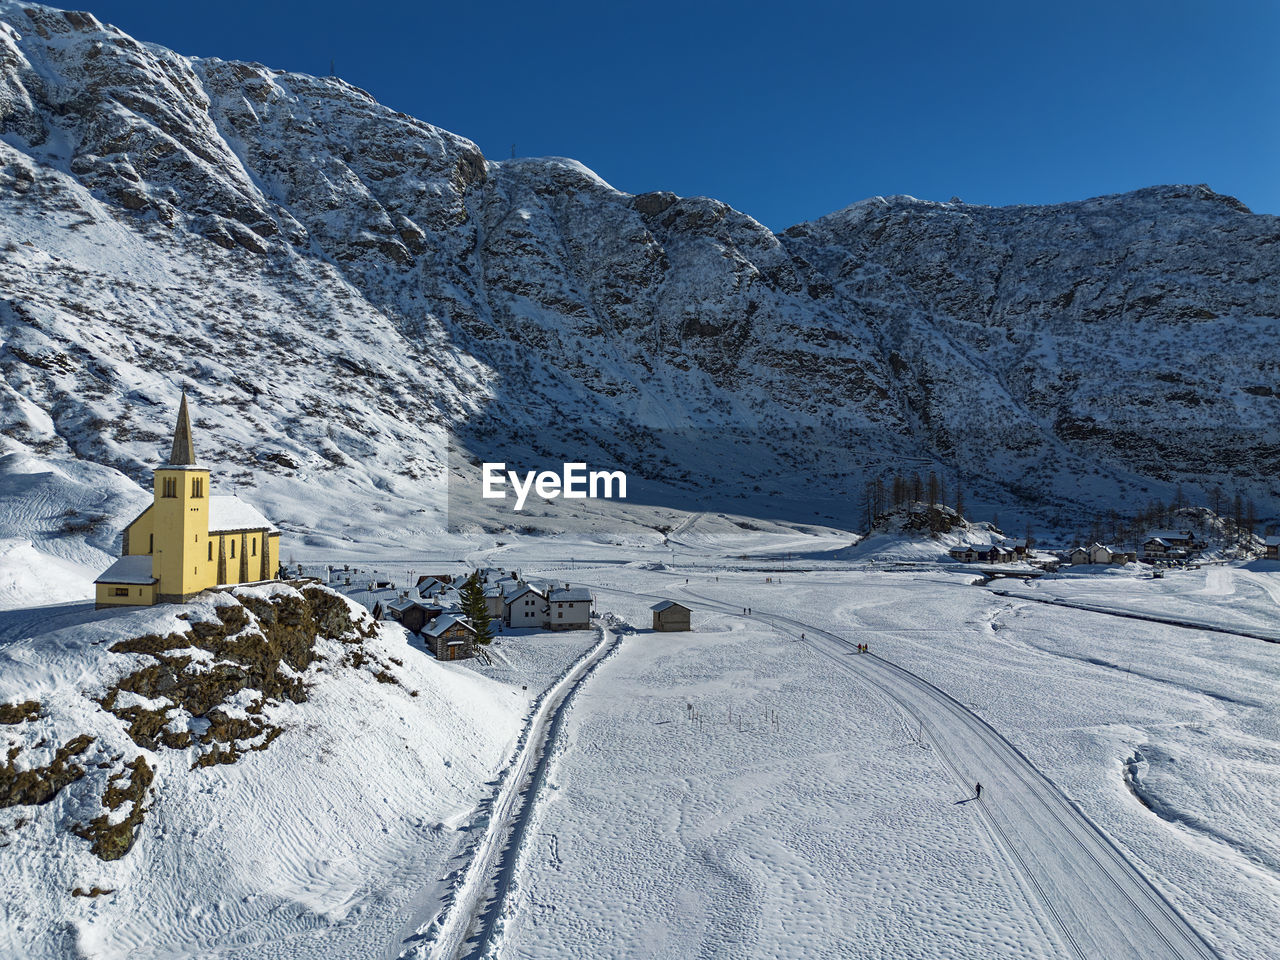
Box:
481 462 627 512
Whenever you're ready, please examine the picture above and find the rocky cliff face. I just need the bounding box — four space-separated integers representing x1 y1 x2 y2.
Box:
2 1 1278 535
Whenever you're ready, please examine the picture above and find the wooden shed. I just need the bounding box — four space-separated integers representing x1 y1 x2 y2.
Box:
424 614 477 661
651 600 692 632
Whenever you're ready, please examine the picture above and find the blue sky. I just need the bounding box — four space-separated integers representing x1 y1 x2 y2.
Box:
87 0 1278 230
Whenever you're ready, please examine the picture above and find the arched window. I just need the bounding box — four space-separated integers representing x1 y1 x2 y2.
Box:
251 538 257 557
230 540 236 559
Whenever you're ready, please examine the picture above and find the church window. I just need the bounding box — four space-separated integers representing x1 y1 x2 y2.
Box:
208 541 213 561
191 477 204 498
230 540 236 559
251 538 257 556
162 477 177 498
112 587 129 597
149 534 153 554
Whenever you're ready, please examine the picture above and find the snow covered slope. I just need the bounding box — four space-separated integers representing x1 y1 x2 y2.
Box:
2 0 1279 562
0 580 530 959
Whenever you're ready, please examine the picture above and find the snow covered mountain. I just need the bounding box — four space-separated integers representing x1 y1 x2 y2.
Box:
3 1 1279 549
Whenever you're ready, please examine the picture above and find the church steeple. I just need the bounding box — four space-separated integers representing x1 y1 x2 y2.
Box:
168 390 197 466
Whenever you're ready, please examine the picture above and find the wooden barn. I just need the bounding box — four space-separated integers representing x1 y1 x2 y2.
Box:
651 600 691 632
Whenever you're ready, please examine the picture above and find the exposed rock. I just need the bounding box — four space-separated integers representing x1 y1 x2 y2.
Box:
0 3 1278 530
102 584 380 766
72 755 152 861
0 733 94 808
0 700 40 724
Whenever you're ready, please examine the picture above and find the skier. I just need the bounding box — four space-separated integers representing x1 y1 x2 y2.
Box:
975 782 982 800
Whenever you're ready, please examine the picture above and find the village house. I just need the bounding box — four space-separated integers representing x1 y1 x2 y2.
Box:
1001 538 1029 559
95 392 281 608
651 600 692 632
948 543 1015 564
1068 543 1136 565
482 581 508 621
1265 536 1280 560
1145 529 1199 554
1141 537 1186 561
547 586 592 630
422 613 477 661
504 585 547 628
385 596 448 634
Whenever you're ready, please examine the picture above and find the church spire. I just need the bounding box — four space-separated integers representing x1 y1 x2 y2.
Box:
168 390 197 466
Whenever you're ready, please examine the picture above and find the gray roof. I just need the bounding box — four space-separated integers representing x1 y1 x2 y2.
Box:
96 555 157 585
166 390 197 466
423 613 475 638
650 600 690 613
505 585 545 605
548 587 592 602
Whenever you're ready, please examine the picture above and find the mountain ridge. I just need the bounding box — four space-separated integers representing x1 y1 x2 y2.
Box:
2 0 1279 548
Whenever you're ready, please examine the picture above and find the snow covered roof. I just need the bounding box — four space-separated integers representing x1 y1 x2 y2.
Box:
95 555 157 585
650 600 689 613
1265 536 1280 547
505 585 544 605
1146 529 1193 541
1144 537 1171 546
208 496 278 533
423 613 474 638
548 587 591 602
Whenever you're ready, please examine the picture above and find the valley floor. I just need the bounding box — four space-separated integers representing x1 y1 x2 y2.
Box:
2 519 1277 959
454 550 1276 960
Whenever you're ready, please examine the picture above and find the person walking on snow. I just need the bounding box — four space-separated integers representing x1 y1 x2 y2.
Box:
975 782 982 799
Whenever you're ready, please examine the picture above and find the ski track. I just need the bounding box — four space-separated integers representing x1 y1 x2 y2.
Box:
400 624 622 960
576 577 1220 960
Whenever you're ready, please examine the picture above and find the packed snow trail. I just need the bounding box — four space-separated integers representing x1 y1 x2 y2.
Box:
583 579 1219 960
397 625 621 960
987 588 1280 644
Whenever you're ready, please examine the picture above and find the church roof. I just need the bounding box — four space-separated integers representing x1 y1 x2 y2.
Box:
167 391 197 466
95 555 157 585
209 496 278 533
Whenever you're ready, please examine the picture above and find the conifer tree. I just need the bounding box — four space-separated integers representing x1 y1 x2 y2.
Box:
461 572 493 644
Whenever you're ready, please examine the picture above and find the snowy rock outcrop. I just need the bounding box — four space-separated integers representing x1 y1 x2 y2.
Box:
2 1 1279 535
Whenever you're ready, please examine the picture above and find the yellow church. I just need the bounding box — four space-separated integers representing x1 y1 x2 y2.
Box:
95 392 281 608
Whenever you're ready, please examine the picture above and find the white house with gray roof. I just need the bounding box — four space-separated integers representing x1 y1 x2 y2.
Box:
546 585 592 630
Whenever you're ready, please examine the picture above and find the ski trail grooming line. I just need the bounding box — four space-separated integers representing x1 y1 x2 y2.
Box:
987 588 1280 644
680 584 1220 960
582 580 1219 960
405 625 622 960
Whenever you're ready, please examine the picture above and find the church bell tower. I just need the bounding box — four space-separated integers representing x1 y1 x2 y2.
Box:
151 391 212 602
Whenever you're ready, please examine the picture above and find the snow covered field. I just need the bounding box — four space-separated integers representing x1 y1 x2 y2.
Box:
2 519 1277 959
477 558 1276 960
